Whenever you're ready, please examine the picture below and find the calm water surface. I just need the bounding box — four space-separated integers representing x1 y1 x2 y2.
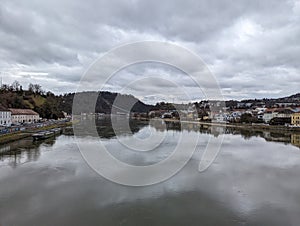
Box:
1 119 300 226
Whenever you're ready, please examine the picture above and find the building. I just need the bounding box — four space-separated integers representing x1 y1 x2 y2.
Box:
275 109 294 118
291 113 300 126
262 108 293 123
263 109 278 123
0 106 12 127
148 110 163 118
213 113 227 123
9 108 40 124
162 112 173 119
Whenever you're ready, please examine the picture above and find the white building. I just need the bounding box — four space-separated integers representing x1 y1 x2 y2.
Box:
213 113 227 123
9 108 40 124
263 111 278 123
0 106 12 127
263 108 294 123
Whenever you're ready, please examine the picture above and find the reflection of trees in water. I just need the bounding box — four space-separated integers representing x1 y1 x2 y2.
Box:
237 129 262 140
149 120 299 148
76 118 300 148
0 137 56 168
149 121 224 137
149 120 181 132
264 132 291 145
74 117 149 138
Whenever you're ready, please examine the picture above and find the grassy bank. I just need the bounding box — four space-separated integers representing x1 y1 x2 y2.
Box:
0 121 73 145
0 132 32 145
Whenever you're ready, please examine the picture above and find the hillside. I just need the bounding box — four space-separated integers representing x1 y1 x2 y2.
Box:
0 89 65 119
60 91 153 115
224 93 300 109
0 88 154 119
284 93 300 100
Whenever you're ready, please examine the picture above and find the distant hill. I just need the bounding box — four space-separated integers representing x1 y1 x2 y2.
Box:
224 93 300 108
0 89 154 119
285 93 300 100
64 91 153 115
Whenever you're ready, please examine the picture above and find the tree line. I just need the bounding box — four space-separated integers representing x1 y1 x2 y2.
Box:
1 80 43 95
0 81 65 119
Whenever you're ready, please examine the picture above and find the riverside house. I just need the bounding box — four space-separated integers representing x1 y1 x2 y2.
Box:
263 108 295 123
0 106 12 127
263 109 278 123
292 113 300 126
9 108 40 124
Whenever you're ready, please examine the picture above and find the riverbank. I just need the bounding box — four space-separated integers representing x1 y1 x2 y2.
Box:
150 118 300 134
0 121 73 145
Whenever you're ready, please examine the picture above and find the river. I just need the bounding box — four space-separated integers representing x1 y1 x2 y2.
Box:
0 118 300 225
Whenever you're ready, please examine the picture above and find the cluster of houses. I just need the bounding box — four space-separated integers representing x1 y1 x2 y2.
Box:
148 105 300 126
0 106 40 127
212 107 300 125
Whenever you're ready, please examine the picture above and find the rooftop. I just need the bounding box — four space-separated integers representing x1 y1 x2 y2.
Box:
8 108 39 115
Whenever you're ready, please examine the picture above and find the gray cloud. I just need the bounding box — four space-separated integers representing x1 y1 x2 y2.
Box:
0 0 299 102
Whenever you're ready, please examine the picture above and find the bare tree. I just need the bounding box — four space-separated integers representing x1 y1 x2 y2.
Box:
28 83 34 94
0 84 9 92
12 80 20 91
33 84 42 95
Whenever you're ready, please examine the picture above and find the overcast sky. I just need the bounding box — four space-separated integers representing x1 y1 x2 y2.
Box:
0 0 299 103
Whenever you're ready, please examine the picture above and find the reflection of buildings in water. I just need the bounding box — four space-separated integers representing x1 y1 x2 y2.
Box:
199 125 211 135
149 119 168 132
0 149 41 168
79 118 300 149
0 137 56 168
150 120 225 137
0 145 10 153
181 123 199 132
150 120 225 136
264 132 291 144
291 134 300 148
263 131 271 139
210 126 225 137
149 120 182 132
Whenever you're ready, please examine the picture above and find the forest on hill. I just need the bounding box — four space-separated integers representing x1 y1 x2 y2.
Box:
0 81 153 119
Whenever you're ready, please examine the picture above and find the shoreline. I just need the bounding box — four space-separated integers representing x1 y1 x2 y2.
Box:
2 117 300 146
0 121 72 145
136 117 300 133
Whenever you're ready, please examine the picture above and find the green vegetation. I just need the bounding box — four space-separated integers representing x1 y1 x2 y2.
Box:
0 132 31 144
0 81 154 119
0 81 64 119
240 113 260 124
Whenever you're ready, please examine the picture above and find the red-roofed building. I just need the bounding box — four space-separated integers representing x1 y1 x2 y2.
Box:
263 108 294 123
9 108 40 124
